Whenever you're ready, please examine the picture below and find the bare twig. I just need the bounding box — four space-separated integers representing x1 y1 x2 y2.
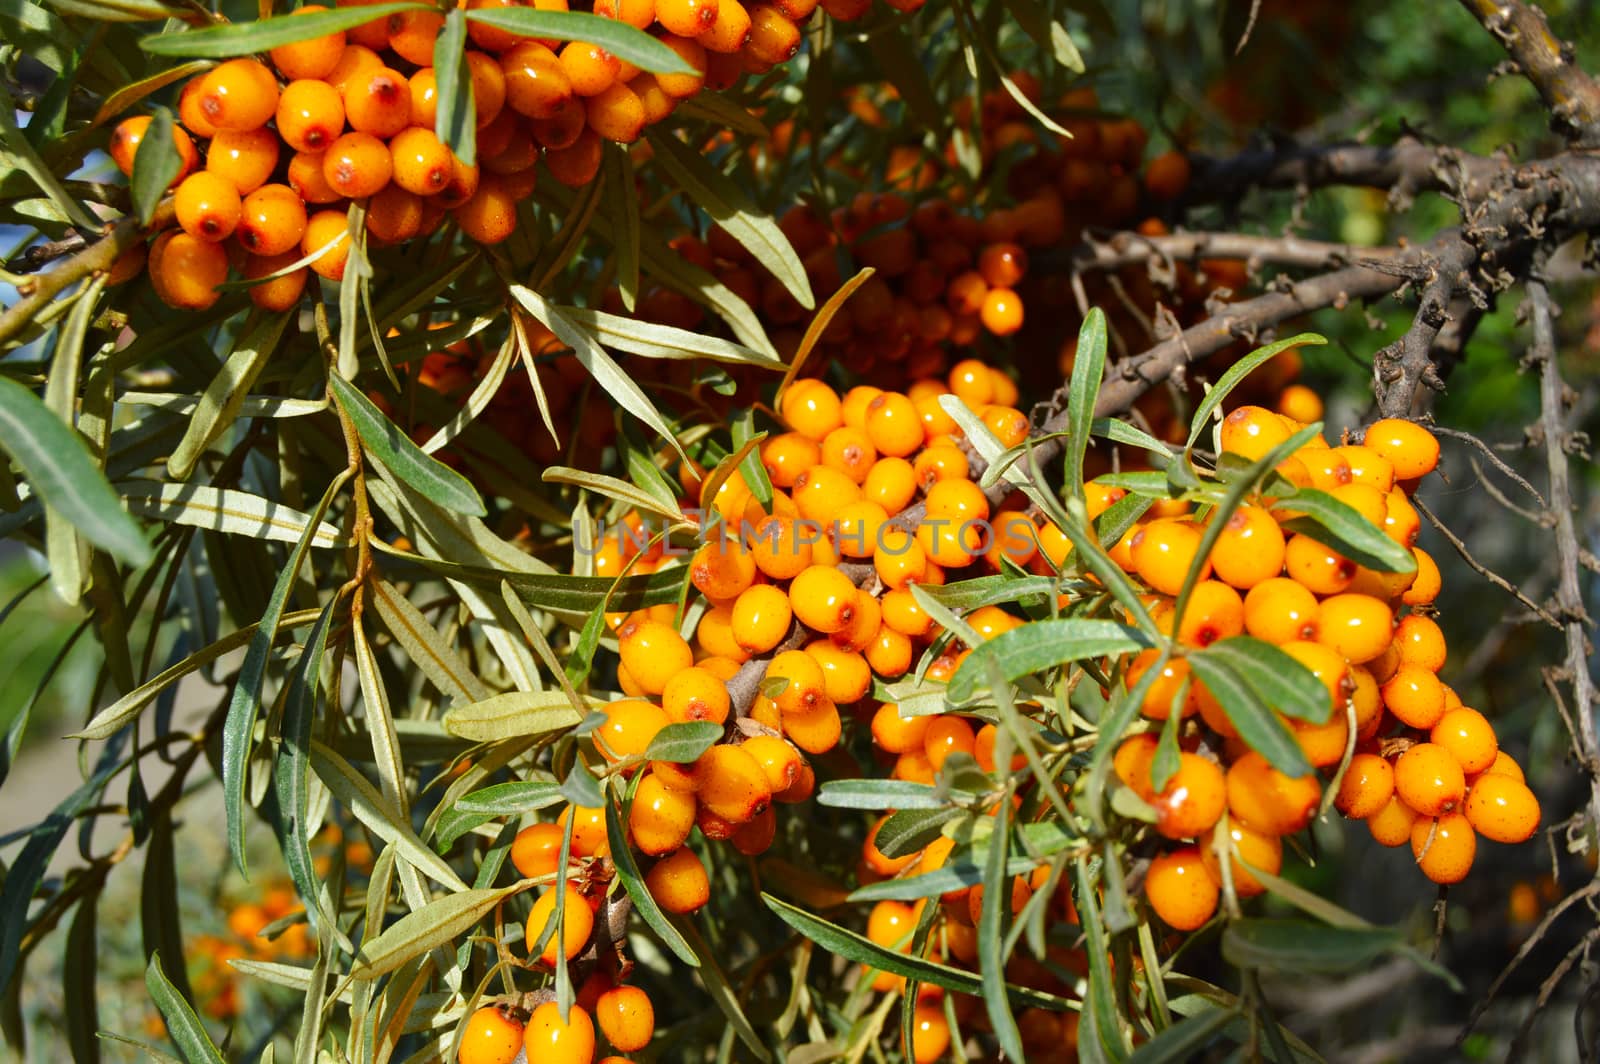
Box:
1461 880 1600 1040
1413 494 1564 628
1066 230 1399 276
1434 426 1548 504
1457 0 1600 146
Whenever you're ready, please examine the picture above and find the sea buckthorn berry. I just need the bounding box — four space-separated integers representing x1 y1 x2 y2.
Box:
1211 505 1286 589
1220 405 1292 461
1465 774 1540 844
558 803 609 856
1242 578 1320 644
692 744 771 823
174 172 242 243
979 288 1024 335
781 380 843 441
288 150 341 203
1144 847 1219 931
864 392 923 457
829 589 881 652
805 640 871 703
1333 445 1396 492
987 510 1039 570
1293 713 1351 769
914 393 960 440
460 1004 525 1064
595 986 654 1053
510 821 566 879
766 649 827 715
303 211 353 279
1368 793 1419 847
865 625 913 678
1125 650 1194 720
646 847 710 913
1284 533 1356 596
237 183 308 257
1431 707 1498 774
1315 593 1394 664
742 734 804 794
524 1001 595 1063
596 699 669 762
1399 549 1441 610
789 565 857 634
585 81 646 142
1335 752 1395 820
1201 822 1282 897
323 130 393 198
1280 640 1349 711
525 885 594 964
1394 614 1447 672
820 426 876 484
697 0 751 51
731 584 792 653
839 385 882 430
925 478 990 526
748 517 813 581
1382 665 1446 729
1365 418 1440 481
1276 383 1323 424
463 50 507 126
792 466 860 525
915 518 982 570
1476 750 1525 783
385 7 442 64
874 526 928 590
1411 812 1476 884
149 232 228 311
976 242 1027 288
872 703 930 754
617 617 693 696
387 126 454 196
1130 518 1210 597
1149 752 1227 840
197 59 280 132
1395 742 1465 817
912 444 969 489
560 40 620 97
880 587 932 639
244 252 308 312
863 814 918 876
629 772 696 855
276 79 345 153
176 78 219 139
502 42 575 119
207 127 280 194
832 500 888 560
270 6 347 79
654 35 708 97
923 715 976 771
366 183 423 243
657 0 719 35
782 696 842 754
1226 752 1321 836
760 432 821 489
1174 580 1245 647
1330 484 1390 533
662 666 731 724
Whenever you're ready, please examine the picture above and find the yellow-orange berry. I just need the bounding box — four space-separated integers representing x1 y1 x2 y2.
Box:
616 617 693 696
389 126 455 196
323 130 393 198
789 564 858 634
1243 577 1319 645
1200 822 1282 898
276 78 345 152
1393 614 1447 673
1211 504 1286 589
302 209 351 281
206 127 281 193
1364 418 1440 481
730 584 792 653
646 847 710 912
1430 707 1498 774
1394 742 1465 817
594 985 654 1053
1334 752 1395 820
510 821 566 880
237 183 308 257
525 885 594 964
691 744 771 823
524 1001 595 1063
629 771 696 855
270 6 347 80
1226 752 1321 836
149 231 228 311
662 666 731 724
244 251 309 312
196 58 280 132
1144 847 1219 931
1367 793 1419 847
1130 518 1210 597
1410 812 1476 884
174 171 242 243
460 1004 525 1064
1382 665 1446 729
1464 773 1540 844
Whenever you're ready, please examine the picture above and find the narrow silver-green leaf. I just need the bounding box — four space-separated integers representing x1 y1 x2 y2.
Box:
141 3 427 56
606 798 698 966
441 690 591 742
122 482 345 547
979 791 1024 1061
168 310 288 480
145 952 225 1064
1185 334 1327 451
130 106 179 226
1280 489 1416 573
1185 653 1312 777
947 618 1151 703
1197 636 1331 725
352 886 522 978
432 8 475 166
329 371 487 517
554 305 779 367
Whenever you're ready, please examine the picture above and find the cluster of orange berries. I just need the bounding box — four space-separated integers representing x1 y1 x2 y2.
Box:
107 0 844 312
1101 409 1540 932
459 981 655 1064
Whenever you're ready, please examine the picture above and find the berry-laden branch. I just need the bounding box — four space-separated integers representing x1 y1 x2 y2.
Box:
1457 0 1600 147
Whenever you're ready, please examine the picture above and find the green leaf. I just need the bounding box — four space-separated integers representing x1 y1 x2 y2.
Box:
948 618 1151 703
464 8 695 73
64 892 101 1064
168 309 290 480
455 780 563 816
329 371 486 517
1281 489 1417 573
145 953 225 1064
605 798 698 966
353 886 522 977
142 813 195 1024
1127 1005 1237 1064
1001 0 1084 70
559 760 606 808
645 130 813 310
872 807 963 860
920 575 1057 612
731 408 773 511
1185 334 1327 451
222 470 344 876
1197 636 1331 725
817 779 948 811
675 919 773 1062
603 145 640 311
642 721 723 763
0 374 150 566
1072 858 1130 1060
1062 307 1108 508
865 21 943 134
764 894 1076 1013
141 3 427 55
980 790 1023 1061
368 578 490 706
432 8 475 167
274 598 338 942
1221 919 1408 975
121 482 345 548
130 105 179 226
1185 653 1312 777
0 101 96 229
441 691 591 742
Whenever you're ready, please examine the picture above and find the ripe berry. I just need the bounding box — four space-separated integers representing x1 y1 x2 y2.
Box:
1430 707 1498 775
244 251 309 312
459 1004 525 1064
196 58 280 132
1174 580 1245 647
558 803 610 857
1367 793 1419 847
1381 665 1446 729
455 174 520 244
645 847 710 913
864 392 922 457
730 584 792 653
979 287 1024 335
1393 614 1448 673
595 985 654 1053
1464 774 1540 844
629 772 696 855
276 78 346 152
1226 752 1320 836
524 1001 596 1064
1200 822 1282 897
366 184 424 243
1364 418 1440 481
656 0 719 36
302 210 352 280
559 41 621 97
1315 593 1393 664
1219 405 1292 461
1144 847 1219 931
525 885 594 965
174 172 243 242
237 184 308 257
323 130 393 198
1148 752 1227 840
691 744 771 823
1211 505 1286 589
1130 518 1209 597
1394 742 1465 817
149 231 228 311
1334 753 1395 820
1283 534 1356 596
789 564 858 634
616 617 693 696
270 6 347 80
1410 812 1476 884
206 127 281 194
510 822 566 880
1243 577 1319 644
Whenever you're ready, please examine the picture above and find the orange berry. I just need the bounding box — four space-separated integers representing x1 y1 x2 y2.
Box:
781 380 844 441
789 564 858 634
1283 533 1356 596
871 702 930 754
1430 707 1498 775
559 40 620 97
691 744 770 823
455 173 519 243
1174 580 1245 647
656 0 719 36
911 444 969 490
1334 752 1395 820
302 209 351 281
1275 384 1323 424
502 41 574 119
730 584 792 653
628 771 696 855
662 666 731 724
464 50 508 126
765 649 828 715
1144 847 1218 931
1364 418 1440 481
196 58 280 132
760 431 821 488
1464 774 1540 844
244 251 309 312
594 986 654 1053
1125 650 1195 720
366 183 424 243
387 126 454 196
1220 405 1292 461
206 127 280 194
1401 548 1441 606
288 150 342 203
585 81 646 143
558 804 609 856
979 287 1024 335
276 78 345 153
1242 577 1319 644
510 821 566 879
149 231 228 311
1200 822 1282 897
820 426 877 484
645 847 710 913
525 885 594 964
1315 593 1394 664
595 699 668 762
1367 793 1419 847
322 130 392 198
741 734 804 794
865 625 913 678
460 1004 525 1064
616 617 693 696
1211 505 1286 589
174 171 242 243
524 1001 596 1064
1393 614 1447 672
864 392 922 458
270 6 347 80
1130 518 1210 597
1410 812 1476 884
237 183 308 257
1394 742 1465 817
1382 665 1447 729
1149 752 1227 840
1226 751 1321 836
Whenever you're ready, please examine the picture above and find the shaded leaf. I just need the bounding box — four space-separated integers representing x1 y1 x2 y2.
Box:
948 618 1151 703
329 372 486 518
353 886 523 978
142 3 426 55
1185 653 1312 777
145 952 224 1064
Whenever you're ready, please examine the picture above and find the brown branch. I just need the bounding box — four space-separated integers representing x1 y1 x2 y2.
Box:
1458 0 1600 146
1067 230 1400 275
1413 494 1564 627
1184 137 1505 208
